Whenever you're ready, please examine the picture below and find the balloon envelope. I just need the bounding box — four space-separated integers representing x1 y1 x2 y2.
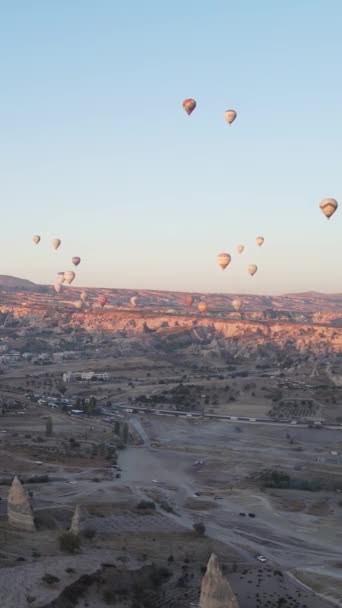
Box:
224 109 237 124
64 271 75 284
32 235 40 245
54 283 62 293
80 291 87 301
51 238 61 250
56 272 65 284
216 252 231 270
319 198 338 219
256 236 264 247
184 294 194 307
236 244 244 254
72 256 81 267
98 295 107 307
198 302 208 313
248 264 258 276
182 98 196 115
232 299 242 311
130 296 137 307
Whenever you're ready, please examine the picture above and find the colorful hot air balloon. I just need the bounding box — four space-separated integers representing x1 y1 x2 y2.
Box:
184 294 194 307
232 299 242 312
56 272 65 284
198 302 208 313
98 295 107 307
224 109 237 124
72 257 81 267
216 252 231 270
64 271 75 284
51 238 61 250
80 291 87 301
54 283 62 294
32 235 40 245
256 236 264 247
182 98 196 115
236 244 244 254
74 300 83 310
130 296 137 307
319 198 338 219
248 264 258 276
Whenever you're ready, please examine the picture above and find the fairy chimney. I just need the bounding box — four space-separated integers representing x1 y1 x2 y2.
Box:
7 476 35 531
199 554 239 608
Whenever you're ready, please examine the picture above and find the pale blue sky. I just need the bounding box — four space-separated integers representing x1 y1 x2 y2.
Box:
0 1 341 294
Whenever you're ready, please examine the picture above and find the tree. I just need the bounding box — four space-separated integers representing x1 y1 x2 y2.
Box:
45 417 53 437
58 532 81 554
122 422 129 445
193 522 206 537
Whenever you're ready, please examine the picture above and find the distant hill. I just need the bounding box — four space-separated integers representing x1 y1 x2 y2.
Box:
0 275 47 293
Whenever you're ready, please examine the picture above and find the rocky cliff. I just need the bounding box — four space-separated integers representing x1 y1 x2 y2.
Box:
7 476 35 532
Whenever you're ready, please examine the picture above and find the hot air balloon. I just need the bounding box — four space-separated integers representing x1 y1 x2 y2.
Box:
224 109 237 124
32 235 40 245
248 264 258 276
319 198 338 219
130 296 137 307
216 252 231 270
198 302 208 314
51 238 61 250
184 294 194 307
236 244 244 254
232 299 242 312
56 272 65 284
72 257 81 267
54 283 62 294
182 98 196 115
256 236 264 247
64 271 75 284
80 291 87 301
98 295 107 307
74 300 83 310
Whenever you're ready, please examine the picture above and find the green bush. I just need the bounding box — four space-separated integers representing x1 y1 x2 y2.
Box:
59 531 81 554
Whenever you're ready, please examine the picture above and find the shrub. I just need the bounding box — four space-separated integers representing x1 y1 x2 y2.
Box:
83 527 96 539
137 500 156 511
42 573 60 585
58 531 81 554
193 522 206 536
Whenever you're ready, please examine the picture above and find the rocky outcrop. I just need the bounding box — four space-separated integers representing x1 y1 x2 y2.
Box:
70 504 87 534
199 554 239 608
7 476 35 531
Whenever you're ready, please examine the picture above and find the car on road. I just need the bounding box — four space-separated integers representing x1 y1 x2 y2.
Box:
194 492 201 496
256 555 267 563
152 479 159 483
248 512 256 518
214 496 223 500
239 512 246 516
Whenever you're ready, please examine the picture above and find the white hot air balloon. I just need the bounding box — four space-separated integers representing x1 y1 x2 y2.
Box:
64 270 76 284
319 198 338 219
256 236 264 247
216 252 231 270
236 244 244 254
130 296 137 307
32 235 41 245
232 299 242 312
248 264 258 277
224 109 237 124
51 238 61 250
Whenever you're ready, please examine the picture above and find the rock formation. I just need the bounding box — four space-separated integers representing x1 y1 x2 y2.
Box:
70 504 87 534
7 476 35 531
199 554 239 608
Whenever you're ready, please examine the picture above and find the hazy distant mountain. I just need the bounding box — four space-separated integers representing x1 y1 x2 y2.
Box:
0 275 47 293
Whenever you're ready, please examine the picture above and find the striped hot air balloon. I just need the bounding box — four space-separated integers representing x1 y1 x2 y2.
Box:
216 252 231 270
319 198 338 219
